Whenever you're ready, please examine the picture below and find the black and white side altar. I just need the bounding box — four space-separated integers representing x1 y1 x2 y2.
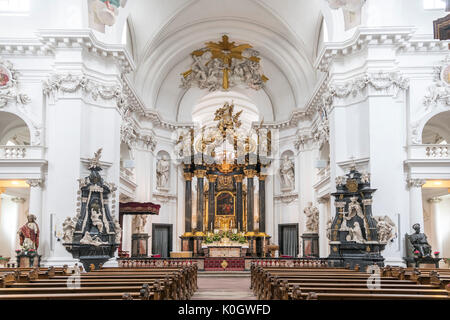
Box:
328 167 393 269
62 148 121 271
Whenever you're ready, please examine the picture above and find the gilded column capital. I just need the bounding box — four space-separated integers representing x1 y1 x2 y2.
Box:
244 169 257 178
258 174 267 181
207 174 218 182
194 169 207 179
234 174 244 183
183 172 193 181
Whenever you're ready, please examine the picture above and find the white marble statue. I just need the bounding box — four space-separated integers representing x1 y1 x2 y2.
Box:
133 215 147 234
156 154 170 189
80 232 107 246
279 155 295 191
374 215 397 243
113 218 122 244
303 202 319 234
341 220 365 243
90 206 104 233
62 217 76 243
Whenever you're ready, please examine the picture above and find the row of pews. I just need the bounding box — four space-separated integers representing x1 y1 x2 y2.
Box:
0 265 197 300
251 264 450 300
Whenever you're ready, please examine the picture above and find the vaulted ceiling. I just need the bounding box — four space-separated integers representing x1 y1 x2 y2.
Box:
121 0 335 122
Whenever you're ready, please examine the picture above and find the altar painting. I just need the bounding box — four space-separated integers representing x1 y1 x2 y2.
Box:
215 191 235 216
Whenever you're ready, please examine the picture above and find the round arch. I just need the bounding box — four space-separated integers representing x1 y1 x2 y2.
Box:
0 110 35 146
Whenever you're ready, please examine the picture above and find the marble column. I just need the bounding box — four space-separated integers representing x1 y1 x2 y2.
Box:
258 174 266 233
26 179 44 224
207 174 217 232
195 170 206 233
318 197 329 258
235 174 244 232
245 170 256 232
428 196 442 253
408 178 426 230
184 172 193 233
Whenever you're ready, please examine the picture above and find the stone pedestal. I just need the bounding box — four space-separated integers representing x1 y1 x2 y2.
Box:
16 253 41 268
131 233 149 257
302 233 319 257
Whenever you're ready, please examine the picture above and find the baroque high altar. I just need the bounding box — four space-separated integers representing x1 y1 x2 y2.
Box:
179 102 271 257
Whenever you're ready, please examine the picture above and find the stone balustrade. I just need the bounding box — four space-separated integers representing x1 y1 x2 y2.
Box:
0 145 44 160
408 144 450 160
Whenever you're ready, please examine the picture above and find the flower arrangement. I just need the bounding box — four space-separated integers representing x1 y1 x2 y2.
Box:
434 251 440 257
413 250 420 257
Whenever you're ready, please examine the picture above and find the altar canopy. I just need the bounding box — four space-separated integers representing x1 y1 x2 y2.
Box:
119 202 161 215
178 102 271 257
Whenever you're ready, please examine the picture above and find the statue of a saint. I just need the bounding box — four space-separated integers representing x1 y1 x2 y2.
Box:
303 202 319 233
279 155 295 191
90 202 104 233
133 215 147 234
409 223 432 258
156 155 170 189
18 215 40 251
62 217 76 243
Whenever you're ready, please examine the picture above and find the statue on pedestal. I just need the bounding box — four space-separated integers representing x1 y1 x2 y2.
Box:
133 215 147 234
18 215 39 251
409 223 432 258
62 148 121 271
303 203 319 234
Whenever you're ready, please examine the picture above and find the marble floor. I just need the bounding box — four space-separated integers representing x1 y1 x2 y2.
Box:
191 272 257 300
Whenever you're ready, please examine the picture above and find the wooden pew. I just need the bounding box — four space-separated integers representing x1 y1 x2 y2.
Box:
251 265 450 300
0 265 197 300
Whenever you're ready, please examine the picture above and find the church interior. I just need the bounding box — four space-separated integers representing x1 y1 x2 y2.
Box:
0 0 449 301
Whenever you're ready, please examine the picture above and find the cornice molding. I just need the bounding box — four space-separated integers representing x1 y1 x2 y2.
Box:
36 29 135 74
315 27 449 73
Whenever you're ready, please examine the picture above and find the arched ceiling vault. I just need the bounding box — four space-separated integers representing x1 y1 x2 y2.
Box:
124 0 330 123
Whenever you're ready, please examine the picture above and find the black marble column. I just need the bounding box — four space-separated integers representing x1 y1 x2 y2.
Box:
245 170 256 232
207 175 217 232
184 172 192 233
195 170 206 232
235 174 244 232
259 174 266 233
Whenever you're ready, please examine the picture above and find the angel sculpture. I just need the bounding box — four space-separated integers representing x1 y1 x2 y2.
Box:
214 101 243 136
62 217 76 243
374 215 397 243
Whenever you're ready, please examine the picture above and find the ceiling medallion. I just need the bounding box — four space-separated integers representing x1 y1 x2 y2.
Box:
181 35 268 91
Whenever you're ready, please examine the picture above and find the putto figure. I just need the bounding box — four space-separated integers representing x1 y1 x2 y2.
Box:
18 215 40 251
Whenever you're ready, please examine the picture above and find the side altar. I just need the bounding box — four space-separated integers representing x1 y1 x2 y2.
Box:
177 102 272 258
